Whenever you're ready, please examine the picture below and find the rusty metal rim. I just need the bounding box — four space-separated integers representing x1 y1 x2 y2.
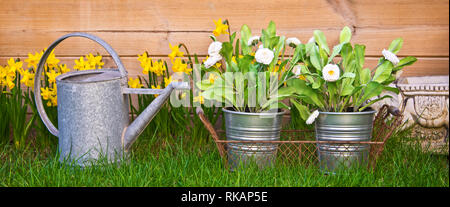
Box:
216 140 384 144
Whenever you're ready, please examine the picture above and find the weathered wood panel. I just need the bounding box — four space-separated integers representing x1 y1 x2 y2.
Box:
0 27 447 57
1 56 447 78
0 0 448 77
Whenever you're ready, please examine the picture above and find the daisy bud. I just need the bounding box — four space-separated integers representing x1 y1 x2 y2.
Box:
208 41 222 56
286 37 301 48
382 49 400 65
247 36 260 46
306 110 320 125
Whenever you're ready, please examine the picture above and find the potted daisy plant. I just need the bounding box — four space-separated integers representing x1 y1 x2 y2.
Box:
195 20 299 169
284 26 417 172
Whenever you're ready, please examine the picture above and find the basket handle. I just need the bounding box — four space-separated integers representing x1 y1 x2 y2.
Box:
34 32 127 137
196 107 226 157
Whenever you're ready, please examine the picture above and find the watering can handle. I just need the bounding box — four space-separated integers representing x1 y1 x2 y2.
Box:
34 32 128 137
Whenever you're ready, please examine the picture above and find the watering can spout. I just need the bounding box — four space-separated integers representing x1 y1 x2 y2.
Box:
122 82 190 150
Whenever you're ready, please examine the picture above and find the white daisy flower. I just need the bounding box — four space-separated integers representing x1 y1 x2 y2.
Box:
286 37 301 47
308 36 315 44
255 47 274 65
208 41 222 56
382 49 399 65
247 36 260 46
306 110 319 125
204 54 222 68
322 64 340 82
292 65 302 76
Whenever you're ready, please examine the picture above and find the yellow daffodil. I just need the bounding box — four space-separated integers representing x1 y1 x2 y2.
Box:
59 64 70 74
46 50 60 69
151 84 161 97
213 19 228 37
208 73 218 84
74 57 91 70
24 51 43 69
128 77 143 88
86 53 104 69
193 94 205 104
74 54 104 71
138 52 152 69
7 58 22 74
41 87 52 100
171 58 190 74
46 69 61 84
20 69 35 88
6 75 15 90
0 66 6 86
150 60 166 76
180 92 186 99
164 76 173 88
168 44 184 61
142 62 151 75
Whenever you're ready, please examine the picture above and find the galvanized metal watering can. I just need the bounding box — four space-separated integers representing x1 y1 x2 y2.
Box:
34 33 189 166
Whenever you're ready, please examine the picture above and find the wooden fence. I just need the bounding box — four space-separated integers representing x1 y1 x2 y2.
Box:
0 0 448 77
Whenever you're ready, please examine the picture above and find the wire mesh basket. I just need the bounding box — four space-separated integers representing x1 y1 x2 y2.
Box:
197 105 403 171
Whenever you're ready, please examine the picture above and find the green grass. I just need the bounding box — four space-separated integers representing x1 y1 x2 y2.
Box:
0 132 448 187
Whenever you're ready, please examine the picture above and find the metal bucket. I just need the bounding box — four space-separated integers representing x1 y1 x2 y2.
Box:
315 109 376 173
223 108 285 169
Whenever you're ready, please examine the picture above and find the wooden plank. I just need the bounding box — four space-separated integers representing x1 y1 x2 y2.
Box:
1 56 447 77
0 26 447 57
1 0 447 31
353 0 449 27
0 0 347 32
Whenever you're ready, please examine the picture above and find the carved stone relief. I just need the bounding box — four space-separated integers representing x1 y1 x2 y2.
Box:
372 76 449 154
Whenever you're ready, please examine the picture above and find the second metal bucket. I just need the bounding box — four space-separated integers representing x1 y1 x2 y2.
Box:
315 109 376 173
222 108 285 170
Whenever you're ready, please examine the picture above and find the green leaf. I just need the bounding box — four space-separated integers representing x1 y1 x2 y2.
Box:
287 78 324 109
388 38 403 54
290 99 310 120
220 42 233 67
313 30 330 54
229 32 237 45
240 24 252 55
384 85 400 94
354 44 366 70
237 55 254 74
311 77 323 89
359 95 393 111
341 84 355 96
266 21 276 37
372 61 394 83
340 26 352 44
393 56 417 72
340 43 353 69
341 72 356 79
310 45 323 70
356 81 384 107
360 68 371 85
269 36 285 69
328 43 343 64
195 80 213 90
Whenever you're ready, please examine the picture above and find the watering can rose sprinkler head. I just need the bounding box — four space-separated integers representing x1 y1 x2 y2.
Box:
34 32 189 166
